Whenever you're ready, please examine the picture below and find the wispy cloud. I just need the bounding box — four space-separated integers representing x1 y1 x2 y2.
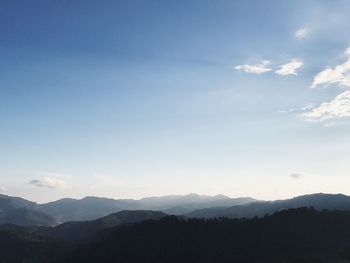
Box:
29 177 68 189
235 59 304 76
289 173 304 179
0 186 6 192
235 60 272 74
278 103 314 114
295 28 309 40
275 59 303 76
311 47 350 89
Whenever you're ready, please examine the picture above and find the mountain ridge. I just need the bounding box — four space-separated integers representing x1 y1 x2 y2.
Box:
185 193 350 218
3 192 350 226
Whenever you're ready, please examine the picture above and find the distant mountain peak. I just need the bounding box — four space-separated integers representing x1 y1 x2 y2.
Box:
213 194 230 199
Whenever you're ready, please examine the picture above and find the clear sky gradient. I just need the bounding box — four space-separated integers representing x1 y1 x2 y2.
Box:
1 0 350 202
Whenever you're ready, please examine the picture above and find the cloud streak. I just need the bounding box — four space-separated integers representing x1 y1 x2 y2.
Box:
235 60 272 74
29 177 68 189
235 59 304 76
275 59 303 76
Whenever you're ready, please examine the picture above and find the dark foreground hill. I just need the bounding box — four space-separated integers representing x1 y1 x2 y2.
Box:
58 208 350 263
3 208 350 262
0 225 68 263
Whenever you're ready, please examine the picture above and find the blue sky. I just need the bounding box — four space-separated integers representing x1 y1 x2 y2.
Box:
1 0 350 202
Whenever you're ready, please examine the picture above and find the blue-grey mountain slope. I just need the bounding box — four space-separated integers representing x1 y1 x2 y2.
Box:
0 208 57 227
185 193 350 218
39 210 166 243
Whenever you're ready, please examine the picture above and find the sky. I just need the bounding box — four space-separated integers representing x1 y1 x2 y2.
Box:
1 0 350 203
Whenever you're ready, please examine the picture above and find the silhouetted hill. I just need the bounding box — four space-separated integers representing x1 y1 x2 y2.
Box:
186 193 350 218
58 208 350 263
4 208 350 262
40 210 166 243
0 226 68 263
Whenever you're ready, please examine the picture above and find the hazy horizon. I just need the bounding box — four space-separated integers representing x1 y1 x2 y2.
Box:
2 190 347 205
1 0 350 203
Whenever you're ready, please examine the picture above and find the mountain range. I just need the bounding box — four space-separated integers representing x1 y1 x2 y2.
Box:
3 193 350 262
0 193 255 224
3 193 350 227
185 193 350 218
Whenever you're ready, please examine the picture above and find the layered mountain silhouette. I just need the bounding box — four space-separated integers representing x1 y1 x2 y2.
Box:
185 193 350 218
38 194 256 221
0 193 255 223
3 193 350 227
3 193 350 262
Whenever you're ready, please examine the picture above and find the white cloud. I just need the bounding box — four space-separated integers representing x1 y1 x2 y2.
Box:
295 28 309 40
29 177 68 189
289 173 304 179
235 60 272 74
311 47 350 88
0 186 6 192
302 91 350 121
275 59 303 76
302 47 350 122
346 47 350 56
